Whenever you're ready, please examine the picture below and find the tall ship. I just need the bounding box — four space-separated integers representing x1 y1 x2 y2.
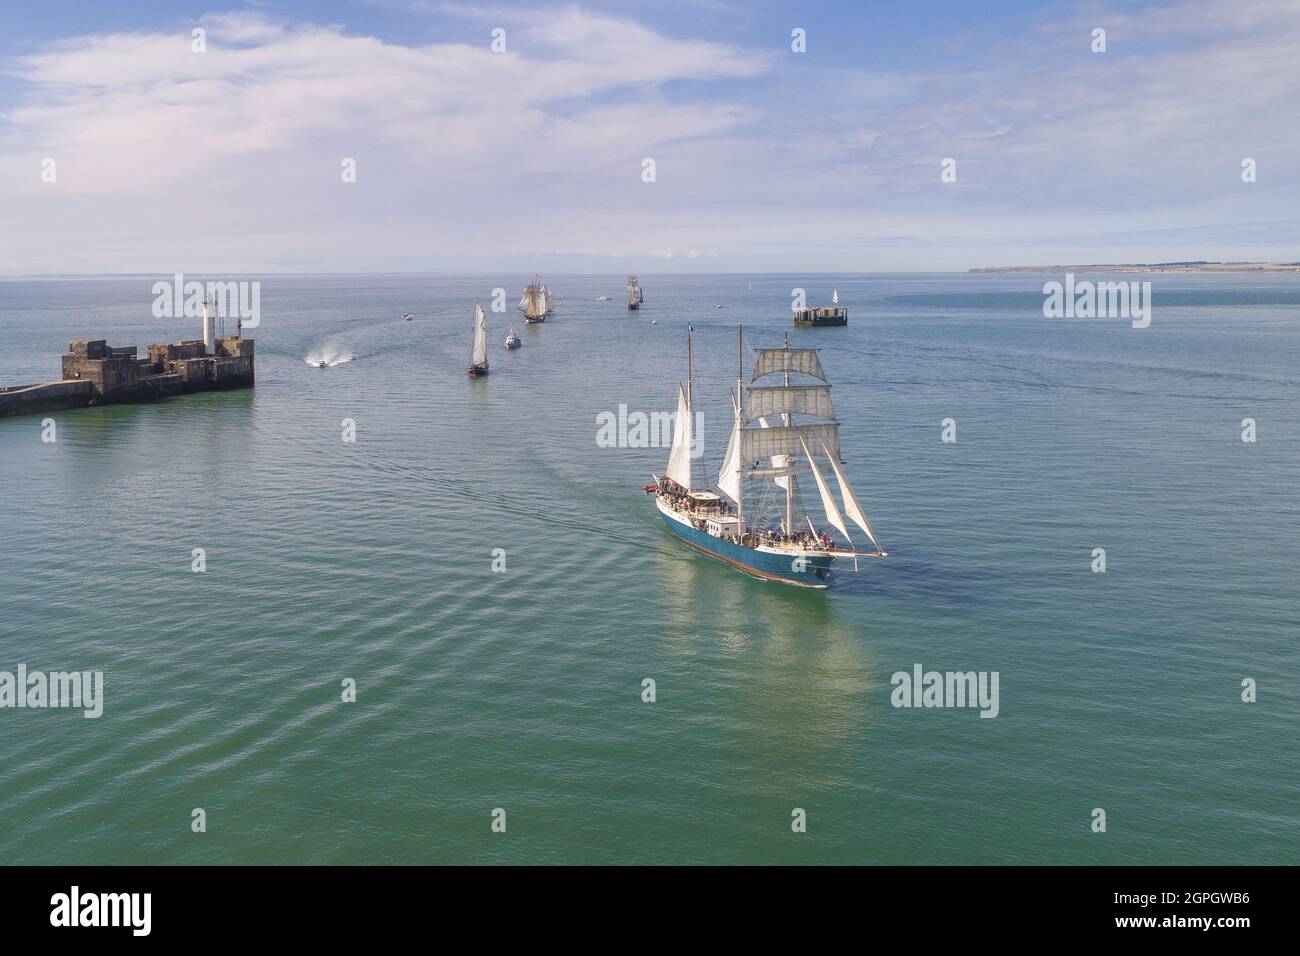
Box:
627 275 644 310
645 327 885 587
467 304 489 376
518 275 552 324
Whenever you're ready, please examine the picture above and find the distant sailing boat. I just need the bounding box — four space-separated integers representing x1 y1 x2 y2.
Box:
518 275 549 324
627 275 644 310
832 289 839 304
645 327 885 587
467 304 489 376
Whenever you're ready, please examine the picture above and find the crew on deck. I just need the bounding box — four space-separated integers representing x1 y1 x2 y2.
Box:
656 477 836 549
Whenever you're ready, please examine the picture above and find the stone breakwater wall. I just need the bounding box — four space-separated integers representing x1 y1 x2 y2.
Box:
0 337 254 419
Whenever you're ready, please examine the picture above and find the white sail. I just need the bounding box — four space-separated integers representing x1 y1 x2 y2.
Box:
520 277 550 318
832 289 839 304
823 441 880 549
756 417 790 491
771 454 792 490
751 348 827 382
740 422 839 463
800 438 849 541
718 410 741 502
746 385 835 422
519 287 545 318
471 304 487 366
665 384 694 491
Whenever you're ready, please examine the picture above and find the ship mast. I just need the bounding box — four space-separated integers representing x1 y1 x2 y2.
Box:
782 332 795 534
665 327 697 494
735 324 744 534
686 324 695 491
686 323 693 409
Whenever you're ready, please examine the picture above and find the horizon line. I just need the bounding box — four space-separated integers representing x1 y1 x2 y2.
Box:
0 270 974 280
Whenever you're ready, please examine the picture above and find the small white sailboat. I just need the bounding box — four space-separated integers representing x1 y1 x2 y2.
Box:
505 328 521 350
468 304 489 377
832 289 839 304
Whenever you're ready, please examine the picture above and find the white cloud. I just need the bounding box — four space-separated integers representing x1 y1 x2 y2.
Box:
0 1 1296 273
0 7 778 272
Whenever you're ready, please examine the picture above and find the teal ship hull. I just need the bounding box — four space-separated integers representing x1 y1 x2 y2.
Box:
656 497 835 588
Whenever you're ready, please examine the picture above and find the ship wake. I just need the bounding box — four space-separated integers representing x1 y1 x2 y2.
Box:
305 341 354 367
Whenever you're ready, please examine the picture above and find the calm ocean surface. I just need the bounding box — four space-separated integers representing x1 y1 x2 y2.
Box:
1 272 1297 865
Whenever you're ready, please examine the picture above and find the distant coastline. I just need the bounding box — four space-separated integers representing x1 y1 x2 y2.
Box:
970 261 1300 274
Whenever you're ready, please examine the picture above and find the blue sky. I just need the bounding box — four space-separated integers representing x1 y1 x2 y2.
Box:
1 0 1297 273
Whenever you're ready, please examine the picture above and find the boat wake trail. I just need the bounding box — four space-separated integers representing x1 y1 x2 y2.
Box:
305 341 354 368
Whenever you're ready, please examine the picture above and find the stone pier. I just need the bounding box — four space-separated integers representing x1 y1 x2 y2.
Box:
0 335 255 419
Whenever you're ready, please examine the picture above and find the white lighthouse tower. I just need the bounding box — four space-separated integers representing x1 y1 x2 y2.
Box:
201 295 216 355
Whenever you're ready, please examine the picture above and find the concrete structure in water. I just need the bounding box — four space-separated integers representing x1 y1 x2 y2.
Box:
792 305 849 327
0 325 254 419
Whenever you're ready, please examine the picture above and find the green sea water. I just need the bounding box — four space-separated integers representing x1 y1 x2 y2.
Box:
1 273 1297 865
